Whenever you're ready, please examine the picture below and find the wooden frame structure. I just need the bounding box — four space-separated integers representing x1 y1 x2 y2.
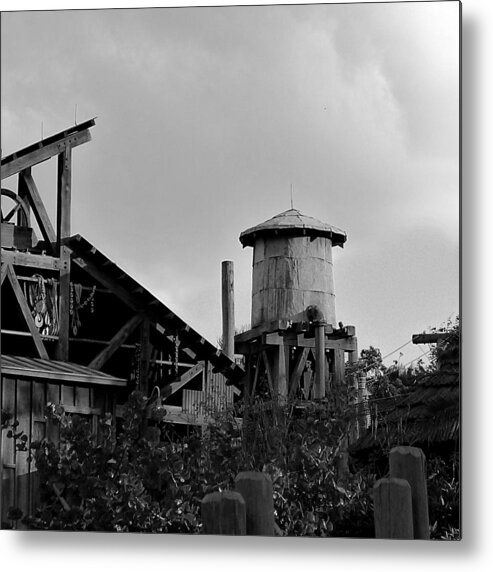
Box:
1 121 244 528
235 317 358 403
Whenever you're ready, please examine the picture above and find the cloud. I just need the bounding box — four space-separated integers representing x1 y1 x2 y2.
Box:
1 3 459 350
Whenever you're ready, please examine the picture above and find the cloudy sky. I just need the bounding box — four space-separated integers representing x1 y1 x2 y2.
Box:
1 1 460 366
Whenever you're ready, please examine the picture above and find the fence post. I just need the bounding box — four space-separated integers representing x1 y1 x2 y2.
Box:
201 490 246 535
389 446 430 539
235 471 274 536
373 478 414 539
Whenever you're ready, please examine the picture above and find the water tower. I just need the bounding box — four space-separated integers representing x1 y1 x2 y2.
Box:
234 208 358 402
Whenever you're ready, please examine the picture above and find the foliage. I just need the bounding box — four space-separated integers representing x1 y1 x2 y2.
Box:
8 391 376 536
428 315 460 371
427 452 460 540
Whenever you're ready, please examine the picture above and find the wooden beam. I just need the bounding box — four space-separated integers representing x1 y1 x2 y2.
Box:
234 320 292 345
412 333 451 344
314 323 326 399
1 250 67 271
6 264 49 359
20 169 56 249
272 341 288 399
89 313 145 370
288 348 309 399
261 350 275 397
1 127 92 180
56 147 72 249
161 362 205 399
17 172 31 227
333 348 345 388
56 246 71 361
1 262 9 285
250 353 262 397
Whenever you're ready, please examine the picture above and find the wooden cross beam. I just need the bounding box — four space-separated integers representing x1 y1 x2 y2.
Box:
5 263 49 360
1 120 94 180
20 169 56 250
288 347 310 399
161 362 205 399
89 313 146 370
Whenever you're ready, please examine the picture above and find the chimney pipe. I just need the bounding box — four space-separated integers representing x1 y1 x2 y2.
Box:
221 260 235 359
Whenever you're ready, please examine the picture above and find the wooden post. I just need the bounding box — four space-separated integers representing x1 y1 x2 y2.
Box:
358 372 370 431
313 323 326 399
17 171 31 227
56 147 72 361
201 490 246 535
235 471 274 536
221 261 235 359
373 478 414 539
389 446 430 539
349 372 359 443
272 341 288 401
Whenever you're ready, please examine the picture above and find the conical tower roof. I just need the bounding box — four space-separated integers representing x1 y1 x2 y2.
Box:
239 208 347 248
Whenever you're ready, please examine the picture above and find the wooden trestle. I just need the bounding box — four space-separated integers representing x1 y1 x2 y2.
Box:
235 319 358 402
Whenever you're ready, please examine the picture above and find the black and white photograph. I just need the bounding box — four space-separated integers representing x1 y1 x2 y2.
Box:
0 0 473 563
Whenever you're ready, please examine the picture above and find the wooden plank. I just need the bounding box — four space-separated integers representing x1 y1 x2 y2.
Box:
30 381 45 516
15 380 32 526
45 384 60 443
17 171 31 227
62 404 103 416
6 265 49 359
1 127 92 180
162 362 205 399
1 261 10 285
261 351 275 397
333 348 345 387
271 342 288 399
412 333 450 344
1 365 126 387
250 353 262 397
55 146 72 362
1 250 66 271
288 348 309 398
61 385 75 408
74 386 90 410
56 147 71 247
314 324 326 399
89 313 145 370
20 169 56 249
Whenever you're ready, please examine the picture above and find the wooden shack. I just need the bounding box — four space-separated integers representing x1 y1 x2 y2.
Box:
1 120 243 527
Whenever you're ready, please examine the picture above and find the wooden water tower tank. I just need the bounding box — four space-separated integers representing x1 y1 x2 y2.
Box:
239 209 347 328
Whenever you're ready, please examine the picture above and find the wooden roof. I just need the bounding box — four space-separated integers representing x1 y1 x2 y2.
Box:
64 234 245 384
2 354 127 387
239 208 347 248
354 368 459 451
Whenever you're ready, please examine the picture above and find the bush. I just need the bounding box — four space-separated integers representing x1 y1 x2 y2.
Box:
8 391 377 535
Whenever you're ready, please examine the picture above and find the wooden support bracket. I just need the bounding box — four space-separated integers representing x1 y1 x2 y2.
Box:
20 169 56 250
6 264 49 359
89 313 145 370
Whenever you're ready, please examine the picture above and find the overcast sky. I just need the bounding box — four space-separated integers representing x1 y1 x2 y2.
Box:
1 1 460 366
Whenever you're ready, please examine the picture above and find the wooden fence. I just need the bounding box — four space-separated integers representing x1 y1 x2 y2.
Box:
201 446 430 538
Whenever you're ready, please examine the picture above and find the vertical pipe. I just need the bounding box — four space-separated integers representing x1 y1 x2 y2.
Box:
314 323 326 399
221 260 235 359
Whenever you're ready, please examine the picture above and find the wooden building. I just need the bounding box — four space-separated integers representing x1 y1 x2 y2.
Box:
1 120 243 527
